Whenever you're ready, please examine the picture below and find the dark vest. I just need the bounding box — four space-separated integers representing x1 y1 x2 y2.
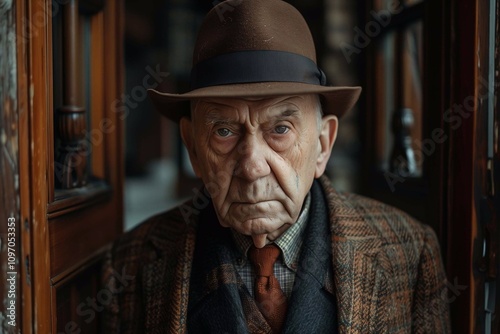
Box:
187 180 338 333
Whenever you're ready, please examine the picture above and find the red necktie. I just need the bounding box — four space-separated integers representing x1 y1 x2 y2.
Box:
248 245 288 333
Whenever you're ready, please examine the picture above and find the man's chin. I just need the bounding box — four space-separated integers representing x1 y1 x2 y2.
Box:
238 218 281 234
228 218 292 241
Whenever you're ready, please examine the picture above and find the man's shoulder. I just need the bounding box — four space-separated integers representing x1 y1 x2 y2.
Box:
339 191 430 230
111 201 198 264
319 176 435 246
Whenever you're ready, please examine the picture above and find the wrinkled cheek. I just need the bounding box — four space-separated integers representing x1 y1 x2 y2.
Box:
200 157 235 203
268 154 303 194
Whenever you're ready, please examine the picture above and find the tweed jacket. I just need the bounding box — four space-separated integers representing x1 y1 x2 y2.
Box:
102 176 450 333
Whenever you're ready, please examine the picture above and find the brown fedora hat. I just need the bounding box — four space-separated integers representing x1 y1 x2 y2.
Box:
148 0 361 122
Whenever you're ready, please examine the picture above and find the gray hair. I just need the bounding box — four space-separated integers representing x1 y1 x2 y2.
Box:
314 94 324 131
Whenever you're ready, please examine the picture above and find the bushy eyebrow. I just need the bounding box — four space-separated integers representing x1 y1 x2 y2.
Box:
278 109 299 118
202 107 299 126
204 111 233 126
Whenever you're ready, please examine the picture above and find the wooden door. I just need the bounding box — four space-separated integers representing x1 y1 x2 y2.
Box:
0 0 124 333
360 0 500 332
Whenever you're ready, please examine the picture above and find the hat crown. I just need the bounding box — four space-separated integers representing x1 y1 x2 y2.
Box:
147 0 362 123
193 0 317 65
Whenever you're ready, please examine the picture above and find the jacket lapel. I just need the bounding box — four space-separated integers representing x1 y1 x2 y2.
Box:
320 176 391 333
187 202 272 334
283 179 338 333
141 208 198 334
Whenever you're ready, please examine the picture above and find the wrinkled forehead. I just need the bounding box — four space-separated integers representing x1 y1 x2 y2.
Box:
190 95 319 122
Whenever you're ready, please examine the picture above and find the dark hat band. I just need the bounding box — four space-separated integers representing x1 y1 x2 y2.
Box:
190 50 327 90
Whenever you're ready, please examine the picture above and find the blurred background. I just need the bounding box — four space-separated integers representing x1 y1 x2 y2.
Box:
1 0 498 332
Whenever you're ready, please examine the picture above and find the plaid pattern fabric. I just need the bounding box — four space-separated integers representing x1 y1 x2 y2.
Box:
231 194 310 298
102 176 451 333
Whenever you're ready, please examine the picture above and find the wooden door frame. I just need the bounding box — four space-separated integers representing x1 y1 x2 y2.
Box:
14 0 124 332
427 0 499 331
360 0 499 331
445 0 499 331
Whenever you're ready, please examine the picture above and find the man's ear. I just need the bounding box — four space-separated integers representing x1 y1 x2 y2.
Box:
179 117 202 177
315 115 338 178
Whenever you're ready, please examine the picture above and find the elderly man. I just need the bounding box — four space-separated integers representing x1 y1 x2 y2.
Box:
103 0 450 333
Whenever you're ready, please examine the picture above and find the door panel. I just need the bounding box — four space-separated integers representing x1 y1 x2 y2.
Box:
0 0 124 333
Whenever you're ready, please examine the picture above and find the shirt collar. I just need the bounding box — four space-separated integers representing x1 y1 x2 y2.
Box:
231 193 311 271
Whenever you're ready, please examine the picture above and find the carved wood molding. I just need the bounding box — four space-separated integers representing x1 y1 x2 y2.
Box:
55 0 87 189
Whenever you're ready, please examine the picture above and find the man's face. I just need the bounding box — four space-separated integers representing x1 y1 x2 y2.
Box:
180 94 337 247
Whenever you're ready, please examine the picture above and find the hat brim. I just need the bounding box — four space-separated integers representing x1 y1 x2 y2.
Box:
148 82 362 122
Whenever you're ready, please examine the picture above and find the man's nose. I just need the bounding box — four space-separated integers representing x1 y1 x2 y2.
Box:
235 135 271 181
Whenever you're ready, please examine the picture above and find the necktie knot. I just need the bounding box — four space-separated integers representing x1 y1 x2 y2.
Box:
248 245 281 277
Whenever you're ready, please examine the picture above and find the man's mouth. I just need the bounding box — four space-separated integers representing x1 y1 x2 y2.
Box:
234 199 274 204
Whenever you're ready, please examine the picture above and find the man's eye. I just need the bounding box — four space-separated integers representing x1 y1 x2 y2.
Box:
274 125 290 134
216 128 232 137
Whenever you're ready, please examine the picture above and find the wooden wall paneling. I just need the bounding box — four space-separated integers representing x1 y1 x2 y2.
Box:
472 0 499 332
361 1 382 173
53 261 102 333
423 0 449 257
491 2 500 331
103 0 124 235
472 1 488 331
45 0 55 208
49 180 111 212
90 10 106 180
447 0 477 331
400 22 423 175
394 30 403 111
374 41 386 168
28 0 53 331
49 200 116 278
